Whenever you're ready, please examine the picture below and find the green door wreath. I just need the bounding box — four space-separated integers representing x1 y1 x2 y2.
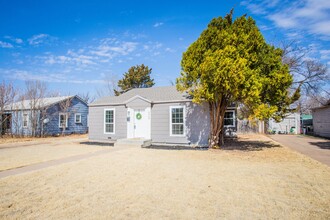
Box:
136 113 142 120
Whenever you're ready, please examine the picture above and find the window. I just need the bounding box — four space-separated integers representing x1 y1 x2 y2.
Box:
170 106 185 136
104 109 115 134
224 110 235 127
75 113 82 123
59 113 68 128
23 113 28 128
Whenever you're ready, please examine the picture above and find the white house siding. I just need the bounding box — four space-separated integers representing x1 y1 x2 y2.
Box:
268 113 301 134
88 105 127 141
313 106 330 138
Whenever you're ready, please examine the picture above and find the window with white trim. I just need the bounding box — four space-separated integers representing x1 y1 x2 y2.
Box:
224 110 235 127
170 106 185 136
59 113 68 128
23 113 28 128
75 113 82 123
104 109 115 134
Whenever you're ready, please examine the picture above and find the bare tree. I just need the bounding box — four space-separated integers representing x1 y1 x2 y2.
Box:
298 94 328 114
96 74 119 98
0 81 17 137
24 81 48 137
281 40 329 112
281 42 329 93
48 91 61 97
58 96 75 136
78 92 95 104
10 93 26 137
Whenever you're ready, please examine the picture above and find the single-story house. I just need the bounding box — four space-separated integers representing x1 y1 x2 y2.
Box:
2 95 88 136
312 101 330 138
89 86 236 146
268 112 301 134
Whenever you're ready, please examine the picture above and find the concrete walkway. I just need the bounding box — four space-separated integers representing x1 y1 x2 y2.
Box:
269 135 330 166
0 149 113 179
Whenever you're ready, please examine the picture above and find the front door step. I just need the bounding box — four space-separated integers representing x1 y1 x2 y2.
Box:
114 138 151 148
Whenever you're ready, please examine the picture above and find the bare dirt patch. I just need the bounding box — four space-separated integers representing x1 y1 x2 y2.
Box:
0 134 329 219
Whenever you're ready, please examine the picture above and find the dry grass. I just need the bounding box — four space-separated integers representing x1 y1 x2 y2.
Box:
0 136 35 144
0 134 329 219
0 135 102 171
0 134 88 145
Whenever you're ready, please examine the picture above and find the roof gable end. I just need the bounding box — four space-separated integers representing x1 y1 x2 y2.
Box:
124 95 151 104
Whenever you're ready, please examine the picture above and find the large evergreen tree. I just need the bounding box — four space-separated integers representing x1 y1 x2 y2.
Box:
115 64 155 95
177 10 298 148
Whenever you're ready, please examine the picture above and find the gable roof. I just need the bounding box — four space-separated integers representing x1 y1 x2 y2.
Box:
5 95 85 111
90 86 191 106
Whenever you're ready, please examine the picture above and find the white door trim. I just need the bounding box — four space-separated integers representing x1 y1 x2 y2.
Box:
127 107 151 139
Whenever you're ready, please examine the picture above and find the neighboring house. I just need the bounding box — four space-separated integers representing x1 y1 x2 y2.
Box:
89 86 237 146
268 112 301 134
301 114 313 134
3 95 88 136
312 101 330 138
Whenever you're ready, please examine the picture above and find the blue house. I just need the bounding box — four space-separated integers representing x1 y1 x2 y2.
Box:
3 95 88 136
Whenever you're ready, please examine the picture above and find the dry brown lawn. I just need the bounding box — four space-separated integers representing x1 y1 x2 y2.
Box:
0 134 88 145
0 134 329 219
0 134 102 171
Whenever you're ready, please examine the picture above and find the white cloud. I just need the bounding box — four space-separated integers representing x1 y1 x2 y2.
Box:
4 36 23 44
28 34 56 46
45 49 96 66
153 22 164 27
142 41 163 56
2 68 104 84
0 41 13 48
43 38 138 67
165 47 176 53
14 38 23 44
90 39 138 60
320 50 330 60
268 13 298 28
244 0 330 38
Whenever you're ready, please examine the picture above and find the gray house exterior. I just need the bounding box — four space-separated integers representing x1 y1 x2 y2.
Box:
89 86 236 146
312 101 330 138
3 96 88 136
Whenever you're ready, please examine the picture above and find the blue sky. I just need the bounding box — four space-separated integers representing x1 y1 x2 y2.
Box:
1 0 329 97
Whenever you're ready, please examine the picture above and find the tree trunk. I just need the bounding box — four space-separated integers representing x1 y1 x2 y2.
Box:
0 114 2 138
208 98 228 149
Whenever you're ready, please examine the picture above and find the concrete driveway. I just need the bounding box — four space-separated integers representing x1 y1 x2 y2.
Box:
269 135 330 166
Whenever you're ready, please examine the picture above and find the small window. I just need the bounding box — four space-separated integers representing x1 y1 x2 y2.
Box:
170 106 185 136
104 109 115 134
59 113 68 128
23 113 28 128
224 110 235 127
75 113 82 123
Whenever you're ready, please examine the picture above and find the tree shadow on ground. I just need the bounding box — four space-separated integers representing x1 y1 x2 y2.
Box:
308 141 330 150
80 141 114 147
145 139 281 151
222 138 281 151
144 145 209 151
